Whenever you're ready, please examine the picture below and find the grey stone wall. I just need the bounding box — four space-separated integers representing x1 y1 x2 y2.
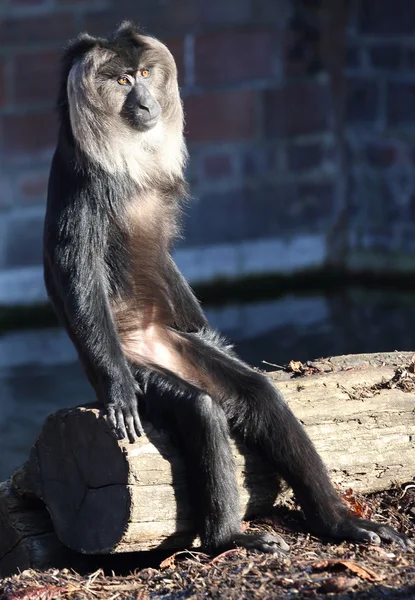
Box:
346 0 415 272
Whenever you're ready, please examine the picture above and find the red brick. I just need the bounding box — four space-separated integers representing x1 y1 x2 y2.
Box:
84 10 121 37
248 0 281 25
85 0 197 36
387 82 415 126
359 0 415 35
195 30 273 86
14 51 60 105
366 143 396 167
283 30 310 77
286 143 323 171
1 112 57 158
203 154 234 179
263 81 331 138
184 90 256 142
242 148 267 176
18 170 49 203
198 0 251 25
347 79 378 124
163 0 197 32
163 37 185 86
370 45 402 69
0 14 77 46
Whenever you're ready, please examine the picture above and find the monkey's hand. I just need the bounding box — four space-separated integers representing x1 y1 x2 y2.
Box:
316 515 413 551
106 379 144 442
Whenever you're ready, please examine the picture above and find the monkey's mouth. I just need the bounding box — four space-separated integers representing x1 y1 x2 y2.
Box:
134 116 159 132
121 105 160 132
142 115 159 128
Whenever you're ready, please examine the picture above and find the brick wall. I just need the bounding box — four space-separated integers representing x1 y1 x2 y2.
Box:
346 0 415 272
5 0 407 305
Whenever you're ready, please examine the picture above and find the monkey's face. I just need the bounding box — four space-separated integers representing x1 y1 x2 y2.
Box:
95 47 170 133
116 70 161 132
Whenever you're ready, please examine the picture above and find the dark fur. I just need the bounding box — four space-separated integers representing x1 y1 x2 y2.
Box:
44 22 412 553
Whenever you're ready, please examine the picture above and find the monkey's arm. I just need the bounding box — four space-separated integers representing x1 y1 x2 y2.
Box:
165 255 209 332
44 239 143 442
44 240 143 441
44 162 143 441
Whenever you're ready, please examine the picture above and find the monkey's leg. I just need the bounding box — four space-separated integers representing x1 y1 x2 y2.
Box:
176 332 413 550
232 374 412 549
164 255 208 333
135 366 289 554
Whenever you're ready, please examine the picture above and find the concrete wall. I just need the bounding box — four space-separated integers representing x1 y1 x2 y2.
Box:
0 0 414 306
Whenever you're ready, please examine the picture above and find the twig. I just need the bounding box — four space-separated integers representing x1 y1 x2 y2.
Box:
261 360 286 370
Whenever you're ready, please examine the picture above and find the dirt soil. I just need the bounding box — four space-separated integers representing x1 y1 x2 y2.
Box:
0 486 414 600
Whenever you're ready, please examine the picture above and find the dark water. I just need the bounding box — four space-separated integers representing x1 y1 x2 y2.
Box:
1 286 415 480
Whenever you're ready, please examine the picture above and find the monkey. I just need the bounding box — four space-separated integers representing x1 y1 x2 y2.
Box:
43 22 412 555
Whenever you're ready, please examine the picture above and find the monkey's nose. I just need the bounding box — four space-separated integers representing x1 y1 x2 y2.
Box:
136 85 161 120
138 100 161 120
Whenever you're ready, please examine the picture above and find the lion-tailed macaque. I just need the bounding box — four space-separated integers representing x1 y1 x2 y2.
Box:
44 22 412 554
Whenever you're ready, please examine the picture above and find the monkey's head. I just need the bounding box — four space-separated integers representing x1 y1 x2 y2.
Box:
60 22 187 183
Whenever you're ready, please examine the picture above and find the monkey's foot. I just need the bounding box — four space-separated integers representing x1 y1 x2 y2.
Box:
225 532 290 555
325 517 413 551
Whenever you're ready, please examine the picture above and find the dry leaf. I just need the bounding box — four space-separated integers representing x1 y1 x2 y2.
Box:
159 550 208 570
341 488 371 518
288 360 303 373
312 559 382 582
159 550 190 570
210 548 242 564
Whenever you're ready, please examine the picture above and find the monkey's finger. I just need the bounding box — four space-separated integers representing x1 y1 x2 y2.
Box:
124 412 138 443
107 406 117 432
133 380 143 395
115 409 128 440
350 518 413 550
132 406 144 437
375 527 413 550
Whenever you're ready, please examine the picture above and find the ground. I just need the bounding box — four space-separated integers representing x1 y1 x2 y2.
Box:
0 486 413 600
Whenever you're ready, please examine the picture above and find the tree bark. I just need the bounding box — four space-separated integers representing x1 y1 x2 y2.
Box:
1 351 414 573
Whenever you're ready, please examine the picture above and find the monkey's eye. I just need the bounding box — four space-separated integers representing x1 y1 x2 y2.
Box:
140 68 151 78
117 75 132 86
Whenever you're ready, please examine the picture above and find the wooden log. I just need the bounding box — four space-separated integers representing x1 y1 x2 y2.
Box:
0 481 74 576
3 351 415 562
